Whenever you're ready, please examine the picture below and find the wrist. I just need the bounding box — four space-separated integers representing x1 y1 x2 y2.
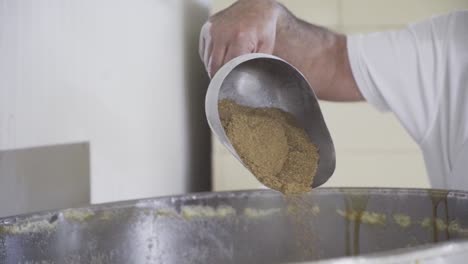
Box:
274 3 292 51
273 8 344 99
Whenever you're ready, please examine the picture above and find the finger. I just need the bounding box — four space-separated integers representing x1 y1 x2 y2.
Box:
208 43 227 78
199 27 206 62
256 38 275 54
199 23 213 70
223 41 255 65
204 40 213 71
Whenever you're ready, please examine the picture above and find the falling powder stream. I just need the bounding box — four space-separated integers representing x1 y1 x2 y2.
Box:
219 99 321 259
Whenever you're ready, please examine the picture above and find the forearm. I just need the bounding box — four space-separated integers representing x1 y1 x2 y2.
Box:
274 4 363 101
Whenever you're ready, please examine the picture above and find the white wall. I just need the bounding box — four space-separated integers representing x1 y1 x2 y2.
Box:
211 0 468 191
0 0 210 207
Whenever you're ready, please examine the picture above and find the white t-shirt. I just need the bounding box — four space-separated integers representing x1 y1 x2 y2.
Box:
347 10 468 190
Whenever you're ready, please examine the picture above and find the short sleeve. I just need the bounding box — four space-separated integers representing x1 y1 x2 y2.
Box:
346 13 455 144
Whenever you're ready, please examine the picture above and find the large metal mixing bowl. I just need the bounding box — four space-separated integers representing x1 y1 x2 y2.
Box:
1 188 468 263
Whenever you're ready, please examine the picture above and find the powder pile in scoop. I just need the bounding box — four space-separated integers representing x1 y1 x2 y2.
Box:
219 99 319 194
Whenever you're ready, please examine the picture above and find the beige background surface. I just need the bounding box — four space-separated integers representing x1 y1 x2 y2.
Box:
211 0 468 191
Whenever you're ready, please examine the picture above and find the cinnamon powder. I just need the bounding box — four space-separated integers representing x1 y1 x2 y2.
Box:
219 99 319 194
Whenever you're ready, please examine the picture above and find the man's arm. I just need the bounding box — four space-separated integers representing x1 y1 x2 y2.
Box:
199 0 363 101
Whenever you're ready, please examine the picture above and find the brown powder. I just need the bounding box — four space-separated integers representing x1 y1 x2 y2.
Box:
218 99 319 194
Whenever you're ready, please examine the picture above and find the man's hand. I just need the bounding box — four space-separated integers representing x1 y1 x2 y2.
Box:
199 0 280 78
200 0 363 101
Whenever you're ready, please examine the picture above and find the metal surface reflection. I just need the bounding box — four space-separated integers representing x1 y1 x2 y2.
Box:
1 188 468 263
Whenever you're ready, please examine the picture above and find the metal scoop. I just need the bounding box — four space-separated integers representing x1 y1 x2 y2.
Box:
205 53 335 188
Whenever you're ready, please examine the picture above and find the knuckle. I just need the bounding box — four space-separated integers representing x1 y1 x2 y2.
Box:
245 40 256 51
200 22 211 35
233 30 251 41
